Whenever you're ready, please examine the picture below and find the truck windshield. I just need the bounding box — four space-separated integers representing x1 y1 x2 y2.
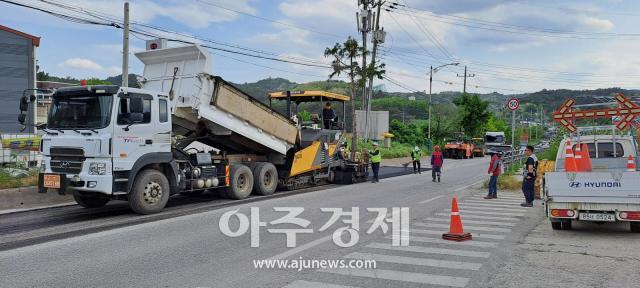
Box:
48 95 113 129
485 135 504 143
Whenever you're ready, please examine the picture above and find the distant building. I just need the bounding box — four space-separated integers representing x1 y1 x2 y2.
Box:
0 25 40 133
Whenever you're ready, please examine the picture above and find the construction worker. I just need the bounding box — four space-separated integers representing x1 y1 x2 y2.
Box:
485 152 502 199
322 102 336 129
431 145 444 182
411 146 422 174
521 145 538 207
369 142 382 183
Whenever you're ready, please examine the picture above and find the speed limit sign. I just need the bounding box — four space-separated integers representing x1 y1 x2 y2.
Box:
507 98 520 111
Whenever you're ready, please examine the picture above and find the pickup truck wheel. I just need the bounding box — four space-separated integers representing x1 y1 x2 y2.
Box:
252 162 277 195
73 193 109 208
225 164 254 199
630 222 640 233
551 221 562 230
561 220 572 230
129 169 170 214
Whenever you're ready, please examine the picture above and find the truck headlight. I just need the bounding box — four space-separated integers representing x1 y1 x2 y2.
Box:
89 162 107 175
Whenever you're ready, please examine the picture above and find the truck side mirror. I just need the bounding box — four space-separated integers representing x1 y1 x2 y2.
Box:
19 96 29 112
18 113 26 124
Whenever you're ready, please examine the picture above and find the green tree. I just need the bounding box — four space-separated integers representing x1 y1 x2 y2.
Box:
453 93 491 137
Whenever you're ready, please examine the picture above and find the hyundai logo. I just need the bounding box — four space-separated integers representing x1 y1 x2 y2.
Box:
569 181 581 188
60 161 70 167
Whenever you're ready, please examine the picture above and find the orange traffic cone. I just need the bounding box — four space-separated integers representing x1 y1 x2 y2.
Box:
564 140 577 172
581 143 592 172
627 155 636 172
574 143 584 171
442 197 472 242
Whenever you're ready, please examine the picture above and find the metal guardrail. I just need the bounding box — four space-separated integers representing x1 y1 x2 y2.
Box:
501 145 550 173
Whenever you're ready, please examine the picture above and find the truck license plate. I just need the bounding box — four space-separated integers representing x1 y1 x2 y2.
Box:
579 213 615 222
43 174 61 189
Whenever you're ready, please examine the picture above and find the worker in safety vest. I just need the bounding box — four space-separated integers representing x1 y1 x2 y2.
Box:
369 142 382 183
411 146 422 174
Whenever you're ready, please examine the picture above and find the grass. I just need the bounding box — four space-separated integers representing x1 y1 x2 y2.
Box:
482 174 522 190
356 140 425 159
0 170 38 190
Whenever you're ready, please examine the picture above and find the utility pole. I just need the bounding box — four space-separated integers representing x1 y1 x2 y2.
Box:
456 65 475 94
364 0 386 141
357 1 373 141
122 2 130 87
428 62 459 139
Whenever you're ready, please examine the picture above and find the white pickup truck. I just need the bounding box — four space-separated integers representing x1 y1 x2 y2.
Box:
543 133 640 232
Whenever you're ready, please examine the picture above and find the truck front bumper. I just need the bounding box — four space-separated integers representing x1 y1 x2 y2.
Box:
38 173 113 196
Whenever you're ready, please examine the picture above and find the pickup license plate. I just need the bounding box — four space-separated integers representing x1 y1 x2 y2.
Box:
579 213 615 222
43 174 61 189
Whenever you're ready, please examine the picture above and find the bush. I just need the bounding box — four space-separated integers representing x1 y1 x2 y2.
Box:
0 169 38 189
357 140 423 159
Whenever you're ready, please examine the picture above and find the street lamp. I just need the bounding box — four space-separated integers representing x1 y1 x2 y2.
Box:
428 62 460 139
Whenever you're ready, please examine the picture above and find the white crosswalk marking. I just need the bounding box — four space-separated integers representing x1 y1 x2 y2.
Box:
415 222 512 233
411 228 506 240
459 203 528 210
344 252 483 270
282 280 359 288
458 206 527 212
434 213 521 222
318 268 470 287
365 242 491 258
386 235 497 248
464 199 523 204
457 210 525 217
424 217 517 227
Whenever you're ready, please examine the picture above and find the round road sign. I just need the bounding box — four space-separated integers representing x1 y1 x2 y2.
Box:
507 98 520 111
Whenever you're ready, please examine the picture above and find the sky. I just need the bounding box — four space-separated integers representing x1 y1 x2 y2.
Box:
2 0 640 95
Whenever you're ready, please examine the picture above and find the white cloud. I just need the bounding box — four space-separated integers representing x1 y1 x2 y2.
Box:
58 58 103 71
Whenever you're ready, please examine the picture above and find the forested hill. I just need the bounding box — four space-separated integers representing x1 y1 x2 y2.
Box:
231 77 640 110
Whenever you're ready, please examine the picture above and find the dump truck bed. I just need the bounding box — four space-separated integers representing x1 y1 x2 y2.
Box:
135 45 297 156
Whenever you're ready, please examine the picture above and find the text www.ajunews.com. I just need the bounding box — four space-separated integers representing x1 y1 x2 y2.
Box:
253 258 377 271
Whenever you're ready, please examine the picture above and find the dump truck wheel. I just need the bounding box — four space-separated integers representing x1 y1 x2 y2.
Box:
226 164 254 199
73 192 109 208
630 222 640 233
551 221 562 230
252 162 277 195
129 169 170 214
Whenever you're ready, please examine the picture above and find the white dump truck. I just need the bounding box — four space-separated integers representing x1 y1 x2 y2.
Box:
543 95 640 232
21 45 367 214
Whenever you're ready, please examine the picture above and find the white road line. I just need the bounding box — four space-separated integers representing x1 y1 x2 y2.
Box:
415 223 512 233
434 213 521 222
385 235 497 248
458 206 528 212
268 235 332 260
460 203 528 209
345 252 483 270
319 268 469 287
410 228 506 240
282 280 359 288
454 179 486 192
463 199 524 205
366 242 491 258
419 195 446 204
456 210 525 217
423 217 517 227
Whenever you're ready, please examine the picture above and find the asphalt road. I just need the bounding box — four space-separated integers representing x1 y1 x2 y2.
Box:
0 157 547 288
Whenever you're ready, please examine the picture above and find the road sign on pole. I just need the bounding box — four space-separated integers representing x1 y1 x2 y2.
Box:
507 98 520 111
507 98 519 148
